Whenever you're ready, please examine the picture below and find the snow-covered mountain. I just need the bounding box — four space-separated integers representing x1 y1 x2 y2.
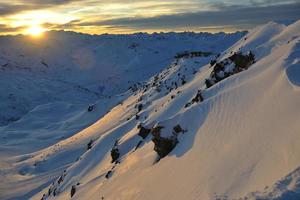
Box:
0 20 300 200
0 31 244 127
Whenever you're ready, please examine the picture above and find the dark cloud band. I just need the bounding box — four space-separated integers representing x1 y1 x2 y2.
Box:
80 2 300 31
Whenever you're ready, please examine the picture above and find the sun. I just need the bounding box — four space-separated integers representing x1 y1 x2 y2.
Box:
25 25 45 37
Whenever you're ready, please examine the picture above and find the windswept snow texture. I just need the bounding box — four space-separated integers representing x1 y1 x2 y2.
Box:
1 20 300 200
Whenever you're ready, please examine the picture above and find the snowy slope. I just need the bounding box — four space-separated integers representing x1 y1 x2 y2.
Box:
0 31 244 199
0 31 244 126
1 20 300 200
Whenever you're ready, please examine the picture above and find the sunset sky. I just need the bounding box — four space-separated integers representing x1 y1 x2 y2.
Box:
0 0 300 35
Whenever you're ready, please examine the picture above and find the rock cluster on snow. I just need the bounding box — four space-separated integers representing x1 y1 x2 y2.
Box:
205 51 255 88
111 140 120 163
151 124 185 159
185 89 204 108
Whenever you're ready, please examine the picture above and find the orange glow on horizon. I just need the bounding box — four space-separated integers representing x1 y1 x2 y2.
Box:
25 25 46 37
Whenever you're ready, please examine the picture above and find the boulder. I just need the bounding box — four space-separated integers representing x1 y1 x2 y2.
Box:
105 170 112 179
87 105 94 112
152 136 178 158
173 124 183 133
138 126 151 139
151 125 179 159
137 104 143 112
70 185 76 198
111 148 120 163
87 139 93 150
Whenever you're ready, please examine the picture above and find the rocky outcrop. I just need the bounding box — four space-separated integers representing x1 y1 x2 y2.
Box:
111 148 120 163
138 126 151 139
185 90 204 108
111 140 120 163
229 51 255 71
175 51 212 59
152 136 178 158
206 51 255 88
151 124 185 159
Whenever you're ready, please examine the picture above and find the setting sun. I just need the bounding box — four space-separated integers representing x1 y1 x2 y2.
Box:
25 25 45 37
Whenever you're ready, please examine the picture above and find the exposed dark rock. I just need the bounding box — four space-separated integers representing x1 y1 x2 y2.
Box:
111 148 120 163
151 123 187 159
70 185 76 197
151 125 178 159
175 51 212 59
57 175 63 184
137 123 142 129
210 59 217 66
206 51 255 89
137 104 143 112
129 83 139 92
53 188 57 196
88 105 94 112
181 77 186 85
213 62 225 73
87 139 93 150
105 170 112 179
184 102 191 108
135 140 143 150
152 136 178 158
229 51 255 70
173 124 183 133
205 79 214 88
191 90 204 103
138 126 151 139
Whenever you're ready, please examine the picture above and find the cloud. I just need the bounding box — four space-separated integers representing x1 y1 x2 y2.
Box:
42 20 82 29
0 0 82 16
0 3 34 16
0 0 299 34
0 23 25 33
77 2 300 31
